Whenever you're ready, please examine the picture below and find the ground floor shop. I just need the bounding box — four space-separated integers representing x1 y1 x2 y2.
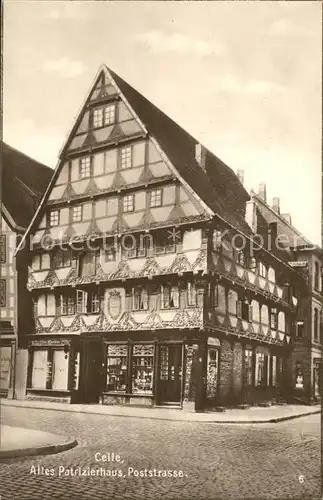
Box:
23 330 292 410
291 345 321 404
0 335 16 398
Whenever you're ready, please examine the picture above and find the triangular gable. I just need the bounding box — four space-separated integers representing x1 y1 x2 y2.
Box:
16 65 215 255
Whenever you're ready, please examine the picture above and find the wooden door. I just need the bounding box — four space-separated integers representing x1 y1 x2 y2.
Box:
158 344 182 404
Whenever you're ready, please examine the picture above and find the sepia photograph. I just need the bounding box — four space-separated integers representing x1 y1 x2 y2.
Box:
0 1 322 499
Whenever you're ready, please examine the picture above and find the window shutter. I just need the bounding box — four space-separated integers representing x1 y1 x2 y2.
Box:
248 304 253 322
236 300 242 319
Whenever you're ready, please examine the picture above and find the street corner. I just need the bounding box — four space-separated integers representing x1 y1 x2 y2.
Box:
0 425 78 462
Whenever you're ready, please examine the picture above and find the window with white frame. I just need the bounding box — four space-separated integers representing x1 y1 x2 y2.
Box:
237 299 253 322
150 189 162 208
58 294 75 316
122 194 134 213
48 210 59 227
78 251 98 277
162 285 179 309
270 308 278 330
244 348 253 386
236 250 246 267
93 108 103 128
258 261 267 278
80 157 91 179
104 104 116 125
120 146 132 169
76 289 100 314
132 286 148 311
72 205 83 223
31 350 48 389
30 348 69 391
248 257 257 271
53 249 71 269
255 352 268 387
187 282 197 307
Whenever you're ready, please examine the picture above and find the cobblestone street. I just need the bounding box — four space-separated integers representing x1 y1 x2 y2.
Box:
0 407 321 500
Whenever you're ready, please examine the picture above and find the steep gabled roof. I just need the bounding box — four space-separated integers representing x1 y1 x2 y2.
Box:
1 142 53 229
110 67 252 236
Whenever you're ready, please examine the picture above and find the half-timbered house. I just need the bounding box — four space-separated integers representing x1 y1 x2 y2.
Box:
17 66 309 410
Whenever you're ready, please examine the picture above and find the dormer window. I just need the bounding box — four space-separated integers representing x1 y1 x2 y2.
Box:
79 156 91 179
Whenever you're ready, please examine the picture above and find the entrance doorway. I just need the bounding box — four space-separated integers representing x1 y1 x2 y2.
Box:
81 341 103 403
158 344 182 405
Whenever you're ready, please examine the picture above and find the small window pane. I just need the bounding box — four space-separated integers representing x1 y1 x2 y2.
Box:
80 157 91 179
104 104 115 125
123 195 134 212
52 350 69 390
93 108 103 128
49 211 59 227
31 350 48 389
72 206 83 223
120 147 132 169
150 189 162 208
106 345 128 392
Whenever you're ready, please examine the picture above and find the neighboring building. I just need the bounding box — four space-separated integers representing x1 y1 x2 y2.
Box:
252 187 322 404
0 142 52 398
17 66 309 410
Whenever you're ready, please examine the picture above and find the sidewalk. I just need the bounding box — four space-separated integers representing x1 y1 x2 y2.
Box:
2 398 321 424
0 424 77 460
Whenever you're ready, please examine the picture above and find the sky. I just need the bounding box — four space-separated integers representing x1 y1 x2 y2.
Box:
3 1 322 244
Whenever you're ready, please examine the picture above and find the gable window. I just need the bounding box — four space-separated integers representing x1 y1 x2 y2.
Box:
76 289 100 314
93 108 103 128
120 146 132 169
187 282 197 307
72 205 83 223
48 210 59 227
104 104 116 125
78 251 98 277
53 249 71 269
80 156 91 179
132 286 148 311
161 285 179 309
123 195 134 213
244 348 253 386
150 189 162 208
314 262 320 291
270 307 278 330
258 261 267 278
58 294 75 316
236 299 253 322
0 279 6 307
0 235 6 263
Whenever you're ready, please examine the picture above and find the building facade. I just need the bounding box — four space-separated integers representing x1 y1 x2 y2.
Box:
252 188 322 404
0 142 52 398
17 66 311 410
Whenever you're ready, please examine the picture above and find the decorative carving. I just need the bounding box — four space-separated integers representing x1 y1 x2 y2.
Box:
141 258 160 277
192 249 207 273
107 290 122 319
112 261 133 280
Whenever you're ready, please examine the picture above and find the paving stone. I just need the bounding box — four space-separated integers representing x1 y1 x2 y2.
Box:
0 407 320 500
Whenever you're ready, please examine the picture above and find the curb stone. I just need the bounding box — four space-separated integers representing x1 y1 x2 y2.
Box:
0 438 78 461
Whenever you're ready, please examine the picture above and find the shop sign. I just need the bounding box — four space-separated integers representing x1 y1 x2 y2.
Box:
288 261 308 268
31 339 71 347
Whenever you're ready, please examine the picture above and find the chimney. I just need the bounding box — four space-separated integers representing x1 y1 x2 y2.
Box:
272 197 280 214
282 213 292 225
258 183 267 202
195 143 207 171
236 169 244 185
245 200 258 233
